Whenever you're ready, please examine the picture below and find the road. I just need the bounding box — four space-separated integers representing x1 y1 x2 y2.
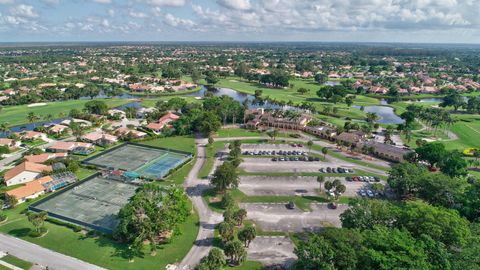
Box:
0 234 105 270
178 138 222 270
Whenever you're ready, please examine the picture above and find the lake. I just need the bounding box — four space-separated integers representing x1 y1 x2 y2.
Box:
354 105 405 125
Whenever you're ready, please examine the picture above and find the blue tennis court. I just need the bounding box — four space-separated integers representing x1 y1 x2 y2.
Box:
83 143 191 179
136 152 189 178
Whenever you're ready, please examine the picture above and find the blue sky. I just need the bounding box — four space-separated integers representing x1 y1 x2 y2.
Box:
0 0 479 43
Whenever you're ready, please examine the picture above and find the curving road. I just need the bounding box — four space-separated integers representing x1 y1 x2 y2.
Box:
178 138 222 270
0 233 105 270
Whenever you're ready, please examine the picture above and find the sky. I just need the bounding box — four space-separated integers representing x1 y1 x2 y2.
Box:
0 0 479 43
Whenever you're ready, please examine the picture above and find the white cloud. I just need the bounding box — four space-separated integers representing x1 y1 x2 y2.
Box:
129 10 148 18
141 0 185 7
92 0 112 4
107 9 115 17
10 4 38 18
217 0 251 10
164 13 195 27
0 0 14 4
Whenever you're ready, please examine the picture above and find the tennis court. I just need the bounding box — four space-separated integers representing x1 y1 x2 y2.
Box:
31 176 138 233
83 143 191 179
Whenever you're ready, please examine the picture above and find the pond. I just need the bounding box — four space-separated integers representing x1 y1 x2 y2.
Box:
0 118 68 138
354 105 405 125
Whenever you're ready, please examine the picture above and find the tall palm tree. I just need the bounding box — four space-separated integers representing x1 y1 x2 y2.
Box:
27 112 40 128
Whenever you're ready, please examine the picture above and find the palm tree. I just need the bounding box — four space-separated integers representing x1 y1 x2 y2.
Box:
321 147 328 159
27 112 40 128
307 140 313 153
317 176 325 192
43 114 53 125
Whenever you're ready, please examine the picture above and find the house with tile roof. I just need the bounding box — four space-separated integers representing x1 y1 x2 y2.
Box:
5 176 53 203
24 153 68 164
3 162 52 186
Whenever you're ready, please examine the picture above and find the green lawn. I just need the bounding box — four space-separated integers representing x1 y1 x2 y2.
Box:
447 117 480 150
0 99 131 127
140 135 196 153
1 255 32 270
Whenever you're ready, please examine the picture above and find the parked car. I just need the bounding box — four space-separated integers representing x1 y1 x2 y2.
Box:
286 201 295 209
328 202 338 209
374 176 381 182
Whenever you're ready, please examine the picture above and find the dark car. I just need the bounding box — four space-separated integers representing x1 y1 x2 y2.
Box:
286 201 295 209
346 176 352 181
328 202 338 209
272 157 277 161
326 167 332 173
374 176 381 182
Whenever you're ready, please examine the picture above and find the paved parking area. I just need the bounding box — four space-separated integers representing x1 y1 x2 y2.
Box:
247 236 297 268
241 203 348 232
240 157 346 173
241 143 307 151
239 176 366 197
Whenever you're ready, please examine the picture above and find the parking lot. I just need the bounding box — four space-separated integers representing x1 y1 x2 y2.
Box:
247 236 297 268
241 143 307 152
240 157 347 173
240 203 348 232
239 175 366 197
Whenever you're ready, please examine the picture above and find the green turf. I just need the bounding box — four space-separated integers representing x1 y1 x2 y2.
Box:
140 136 196 153
1 255 33 270
0 99 130 127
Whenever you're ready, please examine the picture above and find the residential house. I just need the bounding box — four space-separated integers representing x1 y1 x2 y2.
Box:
48 124 69 135
81 132 118 146
6 172 78 204
146 112 180 134
47 141 94 153
114 127 147 139
16 131 47 141
6 176 53 203
0 138 20 150
24 153 68 163
3 161 52 186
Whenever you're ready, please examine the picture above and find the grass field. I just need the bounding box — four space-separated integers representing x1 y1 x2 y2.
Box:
140 135 196 153
0 99 130 127
0 255 33 270
448 118 480 150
